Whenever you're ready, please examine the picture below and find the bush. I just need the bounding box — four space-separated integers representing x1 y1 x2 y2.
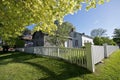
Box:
15 38 25 48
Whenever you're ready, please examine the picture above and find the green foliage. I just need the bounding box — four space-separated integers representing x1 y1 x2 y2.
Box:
94 37 116 45
91 28 107 38
15 38 25 48
113 28 120 44
1 28 30 47
101 37 116 45
0 0 109 41
113 38 120 43
3 38 17 47
47 21 74 47
113 28 120 38
93 37 103 45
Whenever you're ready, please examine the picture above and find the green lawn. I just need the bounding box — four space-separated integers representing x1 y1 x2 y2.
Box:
0 50 120 80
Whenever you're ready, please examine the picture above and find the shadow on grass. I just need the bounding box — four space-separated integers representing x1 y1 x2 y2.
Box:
20 60 91 80
39 66 90 80
0 51 43 65
0 51 91 80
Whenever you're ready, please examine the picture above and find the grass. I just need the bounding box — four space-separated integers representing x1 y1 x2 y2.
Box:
0 50 120 80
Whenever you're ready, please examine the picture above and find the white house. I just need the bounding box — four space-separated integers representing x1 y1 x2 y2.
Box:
65 31 93 48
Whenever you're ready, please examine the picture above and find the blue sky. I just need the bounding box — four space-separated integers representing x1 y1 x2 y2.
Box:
64 0 120 38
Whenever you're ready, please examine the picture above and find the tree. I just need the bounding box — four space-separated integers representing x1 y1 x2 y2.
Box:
0 28 31 47
113 28 120 38
0 0 109 42
113 28 120 45
94 37 116 45
101 37 116 45
15 38 25 48
91 28 107 38
93 37 103 45
47 21 74 47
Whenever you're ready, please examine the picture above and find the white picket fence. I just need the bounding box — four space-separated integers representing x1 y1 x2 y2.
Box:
18 47 87 68
16 43 119 72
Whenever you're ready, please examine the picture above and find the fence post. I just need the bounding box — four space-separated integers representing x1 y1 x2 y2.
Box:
85 43 95 72
33 47 37 54
103 43 107 58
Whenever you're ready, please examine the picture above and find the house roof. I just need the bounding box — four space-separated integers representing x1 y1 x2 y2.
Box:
74 31 93 39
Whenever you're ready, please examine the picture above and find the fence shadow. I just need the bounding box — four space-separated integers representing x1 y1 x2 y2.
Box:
0 52 91 80
18 60 91 80
40 62 90 80
0 51 43 65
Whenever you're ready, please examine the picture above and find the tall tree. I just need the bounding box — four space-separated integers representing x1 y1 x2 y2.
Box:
113 28 120 45
0 0 109 41
91 28 107 38
47 21 74 46
113 28 120 38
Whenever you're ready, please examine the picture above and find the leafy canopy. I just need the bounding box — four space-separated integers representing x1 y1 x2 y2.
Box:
0 0 109 41
47 21 74 47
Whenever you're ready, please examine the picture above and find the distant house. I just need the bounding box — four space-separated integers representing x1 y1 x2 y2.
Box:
27 31 52 47
32 31 45 46
65 31 93 48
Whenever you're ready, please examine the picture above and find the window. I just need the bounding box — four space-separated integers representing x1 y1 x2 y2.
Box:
75 40 78 47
